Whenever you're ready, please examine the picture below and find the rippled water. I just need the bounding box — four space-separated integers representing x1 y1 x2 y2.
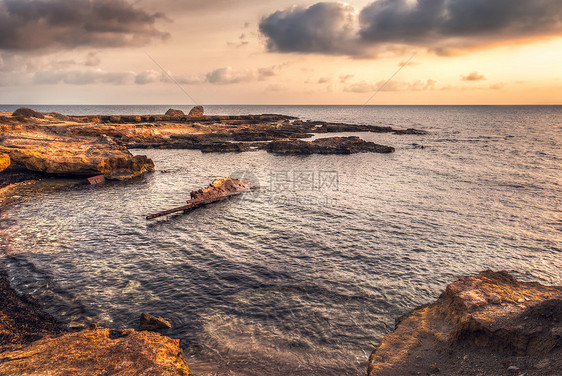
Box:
1 106 561 375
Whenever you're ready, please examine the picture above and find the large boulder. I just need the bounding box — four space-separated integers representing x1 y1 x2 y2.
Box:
12 107 45 119
0 153 10 172
165 108 185 117
0 327 191 375
368 270 562 376
188 106 204 117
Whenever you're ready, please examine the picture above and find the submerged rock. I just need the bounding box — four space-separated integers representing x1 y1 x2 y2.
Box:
165 108 185 117
368 270 562 376
267 136 395 155
139 313 172 331
188 105 204 117
0 327 191 375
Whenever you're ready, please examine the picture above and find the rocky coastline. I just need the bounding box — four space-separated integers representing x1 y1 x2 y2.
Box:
1 108 559 375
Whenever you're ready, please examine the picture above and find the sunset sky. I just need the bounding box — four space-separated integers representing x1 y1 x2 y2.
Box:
1 0 561 105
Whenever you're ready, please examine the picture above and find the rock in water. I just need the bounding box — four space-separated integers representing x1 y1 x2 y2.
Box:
267 136 394 154
165 108 185 117
12 108 45 119
0 327 191 375
0 153 10 172
368 270 562 376
188 106 204 117
139 313 172 331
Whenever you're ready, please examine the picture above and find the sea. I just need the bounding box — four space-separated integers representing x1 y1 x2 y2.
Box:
0 105 560 375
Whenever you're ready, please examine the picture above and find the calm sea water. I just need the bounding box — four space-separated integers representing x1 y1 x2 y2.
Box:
1 105 561 375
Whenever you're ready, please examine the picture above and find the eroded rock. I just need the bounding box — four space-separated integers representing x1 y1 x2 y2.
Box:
0 327 191 375
0 125 154 180
368 270 562 376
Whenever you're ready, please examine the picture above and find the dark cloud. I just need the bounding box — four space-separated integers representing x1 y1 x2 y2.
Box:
462 71 486 81
260 0 562 56
259 2 362 55
0 0 169 51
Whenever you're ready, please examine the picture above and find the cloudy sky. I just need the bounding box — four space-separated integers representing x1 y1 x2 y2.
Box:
1 0 561 105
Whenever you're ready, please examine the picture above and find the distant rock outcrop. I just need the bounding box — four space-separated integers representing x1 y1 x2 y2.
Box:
0 327 191 376
267 136 395 154
188 105 204 117
165 108 185 117
368 270 562 376
12 107 45 119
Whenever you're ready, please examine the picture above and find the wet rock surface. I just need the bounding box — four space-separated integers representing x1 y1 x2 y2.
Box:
368 270 562 376
267 136 395 154
0 268 64 352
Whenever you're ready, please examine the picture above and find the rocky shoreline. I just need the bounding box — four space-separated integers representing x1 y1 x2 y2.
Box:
1 108 559 375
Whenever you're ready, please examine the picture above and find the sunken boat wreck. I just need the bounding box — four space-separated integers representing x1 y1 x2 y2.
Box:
146 177 254 220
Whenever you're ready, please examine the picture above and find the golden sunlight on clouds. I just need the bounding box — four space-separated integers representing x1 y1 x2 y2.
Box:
0 0 561 105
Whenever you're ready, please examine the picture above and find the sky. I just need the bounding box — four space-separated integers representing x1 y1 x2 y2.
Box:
0 0 561 105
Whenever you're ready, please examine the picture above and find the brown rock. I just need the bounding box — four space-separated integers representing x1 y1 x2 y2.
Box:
0 327 191 375
0 130 154 180
12 107 45 119
368 270 562 376
188 106 204 117
165 108 186 117
0 153 10 172
267 136 395 154
139 313 172 331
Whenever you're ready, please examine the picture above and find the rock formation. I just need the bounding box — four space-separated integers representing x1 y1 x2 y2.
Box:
267 136 395 154
139 313 172 331
0 127 154 180
12 107 45 119
0 327 191 376
368 270 562 376
188 105 204 117
0 153 9 172
165 108 186 117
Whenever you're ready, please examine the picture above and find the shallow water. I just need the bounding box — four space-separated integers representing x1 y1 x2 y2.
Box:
1 105 561 375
